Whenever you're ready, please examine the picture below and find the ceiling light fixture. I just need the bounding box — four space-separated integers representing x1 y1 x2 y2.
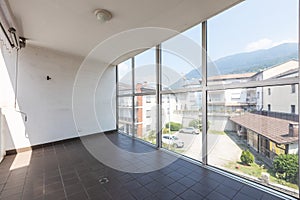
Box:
94 9 112 23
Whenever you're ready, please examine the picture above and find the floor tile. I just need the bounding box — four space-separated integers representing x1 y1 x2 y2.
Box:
190 182 215 197
153 188 177 200
205 191 230 200
214 184 239 199
180 189 205 200
0 132 290 200
239 185 264 199
168 181 188 195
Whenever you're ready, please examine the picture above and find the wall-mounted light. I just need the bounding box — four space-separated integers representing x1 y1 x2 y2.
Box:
94 9 112 23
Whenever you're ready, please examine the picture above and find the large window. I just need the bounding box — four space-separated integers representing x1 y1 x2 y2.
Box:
117 48 157 145
207 0 299 197
116 0 299 197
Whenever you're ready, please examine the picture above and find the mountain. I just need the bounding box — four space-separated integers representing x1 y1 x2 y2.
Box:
185 43 298 79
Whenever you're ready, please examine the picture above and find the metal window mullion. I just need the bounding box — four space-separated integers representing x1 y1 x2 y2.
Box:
116 65 119 131
156 44 162 148
161 87 203 94
117 94 135 98
207 77 299 91
135 92 156 96
202 21 208 165
131 57 135 137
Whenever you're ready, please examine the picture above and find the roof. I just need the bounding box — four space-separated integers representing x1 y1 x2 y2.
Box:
272 68 298 79
230 113 298 144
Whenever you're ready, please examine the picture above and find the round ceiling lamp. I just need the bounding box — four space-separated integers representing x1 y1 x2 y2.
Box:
94 9 112 23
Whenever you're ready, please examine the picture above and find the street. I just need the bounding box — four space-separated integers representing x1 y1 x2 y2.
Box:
173 131 242 166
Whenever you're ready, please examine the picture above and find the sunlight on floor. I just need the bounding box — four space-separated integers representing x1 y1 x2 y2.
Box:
9 150 32 170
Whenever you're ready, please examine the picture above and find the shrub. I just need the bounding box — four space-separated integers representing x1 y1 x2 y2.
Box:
188 119 210 131
273 154 298 184
162 128 169 134
189 119 202 131
240 150 254 165
165 122 182 131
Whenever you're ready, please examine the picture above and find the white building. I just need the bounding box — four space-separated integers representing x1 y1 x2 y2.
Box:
231 60 299 161
254 60 298 113
207 73 257 113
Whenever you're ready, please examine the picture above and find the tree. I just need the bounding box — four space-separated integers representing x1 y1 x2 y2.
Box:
240 150 254 165
273 154 298 184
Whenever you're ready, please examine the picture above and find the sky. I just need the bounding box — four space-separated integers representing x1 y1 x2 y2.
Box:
206 0 298 60
119 0 298 79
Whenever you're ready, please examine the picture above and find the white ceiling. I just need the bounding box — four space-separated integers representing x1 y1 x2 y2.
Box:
8 0 242 62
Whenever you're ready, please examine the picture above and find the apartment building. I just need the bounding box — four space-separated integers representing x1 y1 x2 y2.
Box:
231 60 299 163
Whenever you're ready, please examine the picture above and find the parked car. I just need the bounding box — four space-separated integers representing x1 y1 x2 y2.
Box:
179 127 200 134
162 134 184 148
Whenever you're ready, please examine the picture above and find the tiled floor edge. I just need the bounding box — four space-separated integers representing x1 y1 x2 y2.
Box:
5 129 118 155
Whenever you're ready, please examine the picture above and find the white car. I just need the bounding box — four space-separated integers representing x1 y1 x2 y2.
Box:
179 127 200 134
162 134 184 148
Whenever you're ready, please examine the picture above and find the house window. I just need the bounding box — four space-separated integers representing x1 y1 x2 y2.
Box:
291 84 296 93
267 104 271 112
146 96 151 103
146 110 151 118
291 105 296 114
146 125 151 131
268 88 271 95
257 92 260 99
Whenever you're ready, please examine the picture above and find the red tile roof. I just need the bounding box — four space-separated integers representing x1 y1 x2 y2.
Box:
230 113 298 144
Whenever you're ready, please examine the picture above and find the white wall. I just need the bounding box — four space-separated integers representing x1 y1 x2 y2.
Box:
73 58 116 136
288 143 298 154
95 66 116 132
0 45 116 151
263 85 298 114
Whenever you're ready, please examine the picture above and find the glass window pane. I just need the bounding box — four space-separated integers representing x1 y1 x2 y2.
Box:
162 92 202 160
162 24 202 91
134 95 157 145
135 48 156 94
118 97 133 135
207 0 298 85
207 85 298 197
118 59 132 95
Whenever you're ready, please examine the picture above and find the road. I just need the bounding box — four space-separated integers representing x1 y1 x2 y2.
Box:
174 132 242 167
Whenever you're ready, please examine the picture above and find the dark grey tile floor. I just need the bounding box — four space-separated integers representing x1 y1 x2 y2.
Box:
0 132 288 200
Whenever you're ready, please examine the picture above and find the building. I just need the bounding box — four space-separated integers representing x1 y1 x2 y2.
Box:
230 60 299 162
254 60 298 112
231 113 298 160
207 73 257 113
